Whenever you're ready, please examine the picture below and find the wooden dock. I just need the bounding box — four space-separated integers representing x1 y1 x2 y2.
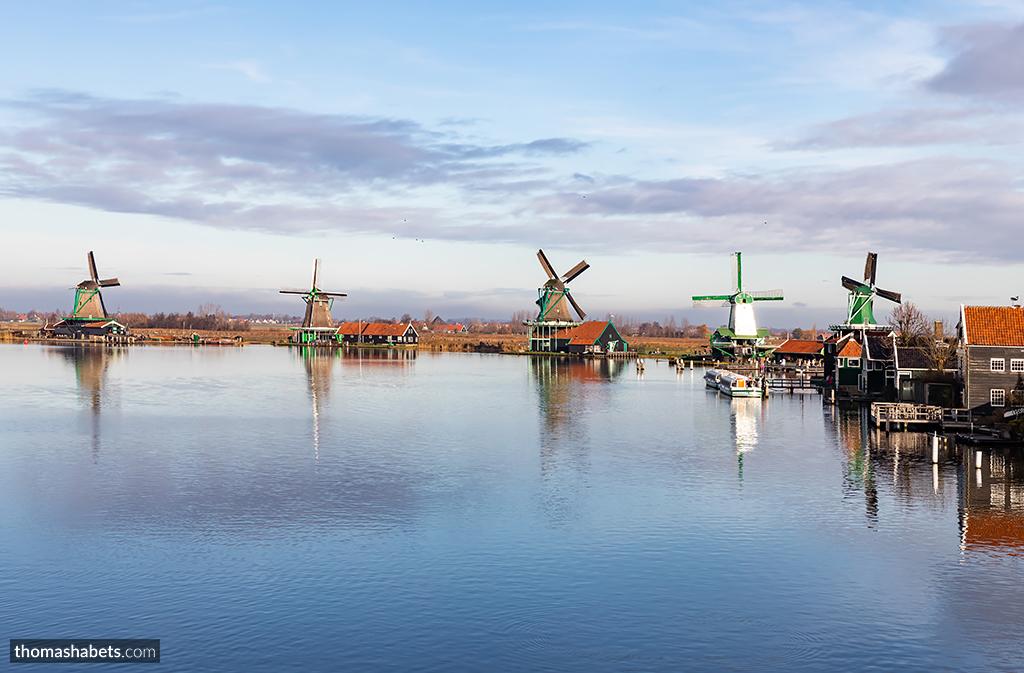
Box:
871 403 974 431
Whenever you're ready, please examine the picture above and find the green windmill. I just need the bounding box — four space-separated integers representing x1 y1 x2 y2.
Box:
841 252 901 326
692 252 783 357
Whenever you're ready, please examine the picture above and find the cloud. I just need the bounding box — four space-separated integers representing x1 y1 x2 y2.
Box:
3 91 1024 264
518 157 1024 263
928 23 1024 100
772 106 1024 150
0 91 589 233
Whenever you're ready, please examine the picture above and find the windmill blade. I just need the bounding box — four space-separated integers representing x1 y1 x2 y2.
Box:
312 259 321 290
88 251 99 282
280 288 310 295
566 291 586 320
97 289 108 319
864 252 877 285
693 299 732 307
749 289 784 300
876 287 902 304
98 278 120 287
562 260 590 283
317 291 348 298
537 249 557 280
692 294 733 302
731 252 741 294
842 276 867 292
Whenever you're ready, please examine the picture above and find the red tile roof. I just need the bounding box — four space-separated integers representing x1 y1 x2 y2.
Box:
837 340 862 358
335 322 416 337
774 339 824 355
963 306 1024 346
432 324 465 333
335 322 364 336
554 321 615 345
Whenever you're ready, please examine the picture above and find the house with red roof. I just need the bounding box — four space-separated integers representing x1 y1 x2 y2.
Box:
772 339 824 366
544 320 628 355
431 324 467 334
336 322 418 346
957 305 1024 417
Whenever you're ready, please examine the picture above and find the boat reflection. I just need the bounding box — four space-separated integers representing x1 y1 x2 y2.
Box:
731 397 759 482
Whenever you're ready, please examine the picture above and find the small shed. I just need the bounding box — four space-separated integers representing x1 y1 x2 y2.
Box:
552 321 628 355
772 339 824 366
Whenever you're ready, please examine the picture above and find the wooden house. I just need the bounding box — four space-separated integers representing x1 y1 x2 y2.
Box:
891 345 957 406
549 321 628 355
336 322 418 346
771 339 824 366
957 305 1024 419
823 334 866 390
53 318 130 340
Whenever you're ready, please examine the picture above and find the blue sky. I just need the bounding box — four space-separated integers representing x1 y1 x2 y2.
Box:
2 0 1023 326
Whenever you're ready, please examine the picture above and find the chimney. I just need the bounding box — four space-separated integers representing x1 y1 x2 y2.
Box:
934 321 943 340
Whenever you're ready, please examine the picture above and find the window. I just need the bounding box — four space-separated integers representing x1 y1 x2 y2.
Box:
992 389 1006 407
848 358 860 369
1012 359 1024 372
991 358 1005 372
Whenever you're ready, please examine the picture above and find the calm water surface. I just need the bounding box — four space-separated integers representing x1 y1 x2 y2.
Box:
2 343 1023 671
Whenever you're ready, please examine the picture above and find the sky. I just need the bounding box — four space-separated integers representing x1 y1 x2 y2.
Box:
2 0 1024 328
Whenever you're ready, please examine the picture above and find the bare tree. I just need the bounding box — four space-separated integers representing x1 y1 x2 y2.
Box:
888 301 928 347
423 309 435 326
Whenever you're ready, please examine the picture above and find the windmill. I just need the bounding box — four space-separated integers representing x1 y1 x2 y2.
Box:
840 252 901 327
535 249 589 322
71 251 120 320
280 260 347 342
692 252 782 357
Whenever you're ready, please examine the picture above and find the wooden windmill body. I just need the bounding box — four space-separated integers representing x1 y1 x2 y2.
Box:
525 249 589 352
281 260 348 344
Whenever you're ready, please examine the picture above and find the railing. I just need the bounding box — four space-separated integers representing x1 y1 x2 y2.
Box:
942 408 971 424
767 378 820 391
871 402 942 423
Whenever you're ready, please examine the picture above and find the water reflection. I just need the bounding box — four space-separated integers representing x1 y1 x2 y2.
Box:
962 451 1024 557
56 345 123 463
340 347 416 368
529 356 626 523
529 357 625 439
295 346 339 470
830 405 1024 555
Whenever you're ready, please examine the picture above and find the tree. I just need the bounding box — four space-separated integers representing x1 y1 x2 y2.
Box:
423 309 435 326
888 301 928 347
792 327 805 340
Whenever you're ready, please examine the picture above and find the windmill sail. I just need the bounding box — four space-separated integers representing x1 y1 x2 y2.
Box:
841 252 900 326
691 251 783 351
534 249 588 322
73 251 120 320
281 260 348 329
